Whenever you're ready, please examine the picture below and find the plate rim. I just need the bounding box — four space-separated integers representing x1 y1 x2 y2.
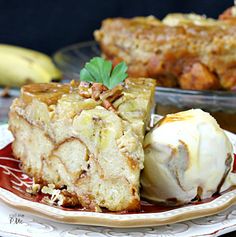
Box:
1 187 236 228
0 124 236 228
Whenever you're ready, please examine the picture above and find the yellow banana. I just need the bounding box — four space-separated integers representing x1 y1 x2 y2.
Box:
0 44 62 87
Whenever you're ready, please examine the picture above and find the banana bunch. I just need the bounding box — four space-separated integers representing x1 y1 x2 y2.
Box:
0 44 62 87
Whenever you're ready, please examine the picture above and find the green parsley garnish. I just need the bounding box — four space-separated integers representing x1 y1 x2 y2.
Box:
80 57 128 89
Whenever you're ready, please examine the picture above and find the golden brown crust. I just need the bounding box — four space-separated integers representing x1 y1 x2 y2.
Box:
95 15 236 91
21 83 71 105
219 6 236 23
124 196 140 211
179 63 220 90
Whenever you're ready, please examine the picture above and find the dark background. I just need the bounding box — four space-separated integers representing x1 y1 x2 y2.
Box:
0 0 234 55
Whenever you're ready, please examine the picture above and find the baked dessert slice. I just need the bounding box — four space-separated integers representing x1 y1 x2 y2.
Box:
94 12 236 91
9 60 155 211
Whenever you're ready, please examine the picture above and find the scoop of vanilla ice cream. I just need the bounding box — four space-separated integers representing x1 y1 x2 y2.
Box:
141 109 233 205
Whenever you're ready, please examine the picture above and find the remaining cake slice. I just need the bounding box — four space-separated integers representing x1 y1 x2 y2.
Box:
9 77 155 211
94 13 236 90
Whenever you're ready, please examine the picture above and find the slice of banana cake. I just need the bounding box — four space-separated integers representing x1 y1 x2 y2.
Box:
8 57 155 211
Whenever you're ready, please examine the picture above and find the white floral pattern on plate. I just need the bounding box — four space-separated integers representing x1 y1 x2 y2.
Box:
1 202 236 237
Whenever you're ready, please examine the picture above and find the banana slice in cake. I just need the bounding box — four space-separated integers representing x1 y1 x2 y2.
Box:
21 83 70 105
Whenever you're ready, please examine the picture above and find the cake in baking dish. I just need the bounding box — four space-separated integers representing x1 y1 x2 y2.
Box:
95 8 236 91
8 77 155 211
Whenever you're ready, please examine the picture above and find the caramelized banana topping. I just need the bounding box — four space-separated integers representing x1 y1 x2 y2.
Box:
21 83 70 105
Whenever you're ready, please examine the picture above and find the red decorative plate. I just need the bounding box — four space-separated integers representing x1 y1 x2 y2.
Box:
0 124 236 228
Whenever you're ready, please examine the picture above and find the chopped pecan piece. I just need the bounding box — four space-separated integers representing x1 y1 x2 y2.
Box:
91 83 108 100
100 85 123 102
102 99 116 112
